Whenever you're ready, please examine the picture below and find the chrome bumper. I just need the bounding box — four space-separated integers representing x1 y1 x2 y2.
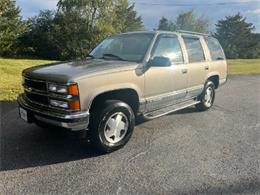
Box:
18 94 89 131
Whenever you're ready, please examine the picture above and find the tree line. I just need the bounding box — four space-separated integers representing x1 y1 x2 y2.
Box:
157 11 260 59
0 0 259 60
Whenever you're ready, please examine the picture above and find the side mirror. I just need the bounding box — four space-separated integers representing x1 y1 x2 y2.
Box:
147 56 172 67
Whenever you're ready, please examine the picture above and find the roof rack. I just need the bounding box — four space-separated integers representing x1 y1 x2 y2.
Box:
176 30 210 36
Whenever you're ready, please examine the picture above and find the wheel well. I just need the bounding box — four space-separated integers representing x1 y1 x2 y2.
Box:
90 89 140 114
208 75 219 89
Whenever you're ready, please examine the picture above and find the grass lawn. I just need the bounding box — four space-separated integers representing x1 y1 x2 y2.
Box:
0 59 55 101
0 58 259 101
227 59 260 75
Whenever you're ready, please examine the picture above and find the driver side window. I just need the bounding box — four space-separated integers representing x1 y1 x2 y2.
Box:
152 34 184 64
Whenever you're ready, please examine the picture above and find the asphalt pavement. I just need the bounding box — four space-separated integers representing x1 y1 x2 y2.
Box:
0 75 259 195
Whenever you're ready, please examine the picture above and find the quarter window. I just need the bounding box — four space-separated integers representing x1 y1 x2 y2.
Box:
183 37 205 63
152 35 184 64
205 37 225 61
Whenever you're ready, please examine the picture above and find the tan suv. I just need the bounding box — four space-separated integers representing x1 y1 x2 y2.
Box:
18 30 227 153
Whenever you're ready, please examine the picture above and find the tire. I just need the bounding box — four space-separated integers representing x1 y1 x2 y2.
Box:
89 100 135 153
196 81 215 111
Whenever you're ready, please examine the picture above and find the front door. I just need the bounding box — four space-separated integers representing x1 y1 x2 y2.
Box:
144 34 188 112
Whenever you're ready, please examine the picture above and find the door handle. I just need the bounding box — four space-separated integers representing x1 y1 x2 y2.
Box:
182 69 188 74
205 66 209 70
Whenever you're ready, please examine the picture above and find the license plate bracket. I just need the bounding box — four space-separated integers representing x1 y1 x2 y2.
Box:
19 107 28 122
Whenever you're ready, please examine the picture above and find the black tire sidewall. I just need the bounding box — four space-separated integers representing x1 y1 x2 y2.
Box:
91 101 135 152
201 81 215 108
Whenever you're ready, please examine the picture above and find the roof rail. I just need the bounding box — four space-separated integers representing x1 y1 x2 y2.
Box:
176 30 210 36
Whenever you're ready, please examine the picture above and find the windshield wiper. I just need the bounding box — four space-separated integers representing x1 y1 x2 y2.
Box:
102 53 127 61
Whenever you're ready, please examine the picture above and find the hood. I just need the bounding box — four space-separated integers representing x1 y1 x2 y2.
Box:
23 59 139 83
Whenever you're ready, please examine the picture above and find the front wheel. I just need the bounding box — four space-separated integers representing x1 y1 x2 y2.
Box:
89 100 135 153
196 81 215 111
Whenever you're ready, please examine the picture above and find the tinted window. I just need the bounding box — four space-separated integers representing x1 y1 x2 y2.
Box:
152 35 184 64
183 37 205 63
205 37 225 61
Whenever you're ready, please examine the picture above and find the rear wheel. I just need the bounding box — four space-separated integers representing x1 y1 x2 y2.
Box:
89 100 135 153
196 81 215 111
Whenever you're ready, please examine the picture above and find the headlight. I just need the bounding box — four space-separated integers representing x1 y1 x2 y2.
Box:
50 99 68 109
48 83 80 110
48 83 68 94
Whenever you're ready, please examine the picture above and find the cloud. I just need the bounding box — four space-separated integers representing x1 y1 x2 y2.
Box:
251 8 260 14
235 0 255 2
131 0 260 32
16 0 58 18
17 0 58 9
16 0 260 32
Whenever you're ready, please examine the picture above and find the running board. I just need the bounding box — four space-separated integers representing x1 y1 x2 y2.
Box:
143 100 200 120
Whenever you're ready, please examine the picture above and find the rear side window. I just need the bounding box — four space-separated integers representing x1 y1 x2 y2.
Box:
205 37 225 61
152 34 184 64
183 37 205 63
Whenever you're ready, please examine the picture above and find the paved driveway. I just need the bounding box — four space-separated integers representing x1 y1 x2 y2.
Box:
0 75 259 194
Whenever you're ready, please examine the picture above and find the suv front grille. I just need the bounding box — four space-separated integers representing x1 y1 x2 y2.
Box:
25 92 49 105
22 76 77 111
23 77 48 106
24 77 47 92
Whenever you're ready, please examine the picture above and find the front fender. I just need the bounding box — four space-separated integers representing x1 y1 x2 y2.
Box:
76 71 144 111
86 84 142 110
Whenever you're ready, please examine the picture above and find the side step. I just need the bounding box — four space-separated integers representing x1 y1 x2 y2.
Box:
143 99 200 120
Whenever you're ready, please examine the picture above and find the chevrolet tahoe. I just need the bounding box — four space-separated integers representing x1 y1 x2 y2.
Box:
18 30 227 153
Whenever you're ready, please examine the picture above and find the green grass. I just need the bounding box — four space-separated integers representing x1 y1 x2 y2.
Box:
227 59 260 75
0 58 259 101
0 58 55 101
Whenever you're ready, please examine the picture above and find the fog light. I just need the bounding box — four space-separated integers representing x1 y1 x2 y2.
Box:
50 99 68 109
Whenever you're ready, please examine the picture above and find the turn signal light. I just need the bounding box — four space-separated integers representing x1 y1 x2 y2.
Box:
68 84 79 96
69 100 80 110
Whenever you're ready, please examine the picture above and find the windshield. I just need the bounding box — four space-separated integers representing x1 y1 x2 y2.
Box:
90 33 154 62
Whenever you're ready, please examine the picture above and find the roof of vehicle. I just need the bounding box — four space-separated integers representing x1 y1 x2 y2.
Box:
120 30 211 37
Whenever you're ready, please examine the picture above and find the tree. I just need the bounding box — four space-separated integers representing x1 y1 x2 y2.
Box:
11 0 144 60
36 0 144 60
0 0 27 56
175 11 208 33
20 10 59 59
247 33 260 58
215 13 259 59
158 10 209 33
158 17 175 31
53 0 114 59
114 0 144 33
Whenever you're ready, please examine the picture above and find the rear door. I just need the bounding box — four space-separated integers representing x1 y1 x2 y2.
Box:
204 36 227 83
182 36 208 98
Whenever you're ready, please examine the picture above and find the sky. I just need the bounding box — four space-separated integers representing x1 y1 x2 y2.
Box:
16 0 260 32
